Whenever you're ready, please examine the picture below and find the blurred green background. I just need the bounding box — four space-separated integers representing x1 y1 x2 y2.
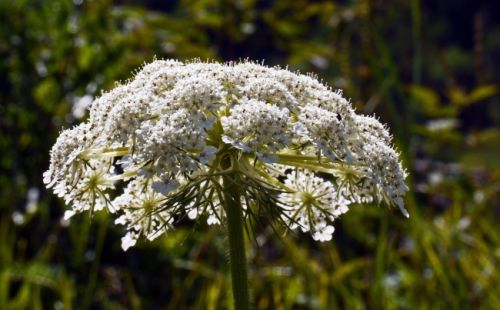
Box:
1 0 499 309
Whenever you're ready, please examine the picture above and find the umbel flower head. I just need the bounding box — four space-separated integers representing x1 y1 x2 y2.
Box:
45 60 409 250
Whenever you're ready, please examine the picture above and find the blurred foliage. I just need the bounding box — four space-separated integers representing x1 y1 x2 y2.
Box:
1 0 499 309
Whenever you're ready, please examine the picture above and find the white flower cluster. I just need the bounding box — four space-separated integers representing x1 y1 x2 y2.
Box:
279 169 350 241
44 60 408 250
221 98 291 155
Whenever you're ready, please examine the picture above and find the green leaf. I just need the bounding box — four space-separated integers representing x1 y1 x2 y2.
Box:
465 85 498 105
448 85 498 106
33 78 60 113
408 85 440 116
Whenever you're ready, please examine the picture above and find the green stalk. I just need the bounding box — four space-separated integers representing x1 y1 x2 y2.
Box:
83 215 107 310
222 172 250 310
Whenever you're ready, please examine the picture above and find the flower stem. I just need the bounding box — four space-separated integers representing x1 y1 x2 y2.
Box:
222 172 250 310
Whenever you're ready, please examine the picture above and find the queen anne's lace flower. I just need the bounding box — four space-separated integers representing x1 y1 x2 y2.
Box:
63 159 116 216
279 169 350 241
113 177 171 250
298 105 352 162
45 60 408 250
221 98 291 153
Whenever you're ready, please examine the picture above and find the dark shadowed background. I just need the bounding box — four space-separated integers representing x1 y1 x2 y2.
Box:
1 0 499 309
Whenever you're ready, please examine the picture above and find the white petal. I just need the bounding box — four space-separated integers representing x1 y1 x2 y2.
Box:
207 215 220 225
121 233 137 251
256 153 279 164
152 181 179 196
396 197 409 218
63 210 76 221
187 209 198 220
